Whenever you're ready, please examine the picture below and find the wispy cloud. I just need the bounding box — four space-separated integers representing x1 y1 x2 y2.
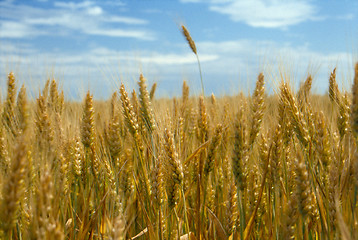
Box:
336 13 355 20
0 41 218 97
103 16 148 25
0 38 352 99
85 28 154 40
181 0 318 28
53 1 97 9
0 0 153 40
140 53 218 65
196 39 354 93
0 21 44 38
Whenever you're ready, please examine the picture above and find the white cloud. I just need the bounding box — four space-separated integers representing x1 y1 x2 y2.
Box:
0 38 353 99
83 47 217 65
55 1 102 15
181 0 317 28
195 39 354 93
25 16 73 26
0 21 44 38
0 42 218 95
85 28 155 40
86 6 103 15
336 13 355 20
102 1 125 7
0 41 36 55
140 53 218 65
104 16 148 25
54 1 95 9
0 0 152 40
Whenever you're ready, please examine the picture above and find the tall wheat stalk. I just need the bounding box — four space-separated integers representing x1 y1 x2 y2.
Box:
181 25 204 96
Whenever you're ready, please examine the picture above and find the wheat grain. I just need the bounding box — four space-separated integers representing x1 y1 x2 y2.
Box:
181 25 197 55
138 74 156 133
81 91 95 149
249 73 265 146
0 134 27 236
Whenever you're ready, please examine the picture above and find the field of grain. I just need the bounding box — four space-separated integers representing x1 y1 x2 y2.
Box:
0 63 357 240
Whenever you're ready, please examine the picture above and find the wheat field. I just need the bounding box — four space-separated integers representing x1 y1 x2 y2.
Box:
0 63 357 240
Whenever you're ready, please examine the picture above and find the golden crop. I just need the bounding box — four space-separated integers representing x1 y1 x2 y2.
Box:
0 64 357 239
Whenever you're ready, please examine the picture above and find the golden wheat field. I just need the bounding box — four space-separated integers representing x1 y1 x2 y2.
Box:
1 0 358 237
0 23 357 240
0 60 357 240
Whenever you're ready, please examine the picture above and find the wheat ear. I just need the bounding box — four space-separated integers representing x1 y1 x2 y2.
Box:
3 72 16 135
329 68 340 104
81 91 95 149
297 74 312 106
204 123 223 178
0 134 27 237
351 63 358 137
15 85 29 135
35 94 54 150
249 73 265 146
149 82 157 100
337 93 350 139
280 83 310 148
352 63 358 188
164 128 182 209
181 25 204 96
138 74 156 133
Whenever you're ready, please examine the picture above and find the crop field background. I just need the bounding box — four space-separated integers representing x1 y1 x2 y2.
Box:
1 1 358 240
0 61 357 239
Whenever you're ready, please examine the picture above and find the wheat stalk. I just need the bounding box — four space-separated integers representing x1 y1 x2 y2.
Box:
351 63 358 137
81 91 95 149
0 134 27 237
249 73 265 146
138 74 156 133
181 25 204 96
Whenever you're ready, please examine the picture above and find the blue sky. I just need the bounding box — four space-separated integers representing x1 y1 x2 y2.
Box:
0 0 357 99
